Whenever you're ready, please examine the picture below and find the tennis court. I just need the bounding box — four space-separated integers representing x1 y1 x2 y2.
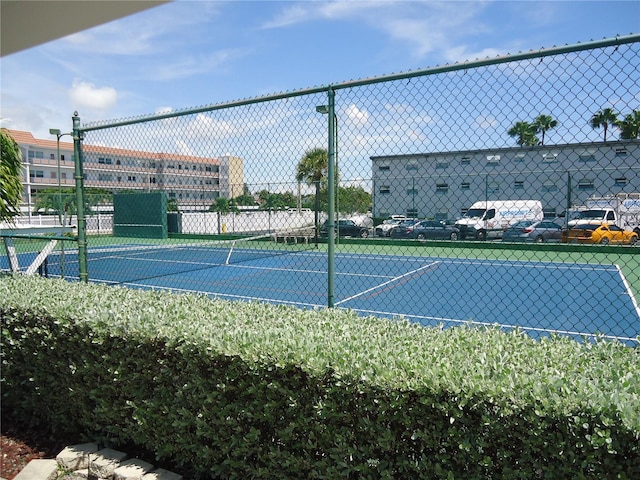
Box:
4 234 638 343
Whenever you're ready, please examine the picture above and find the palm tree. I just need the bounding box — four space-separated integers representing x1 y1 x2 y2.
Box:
0 129 24 222
533 114 558 146
296 148 328 234
507 121 539 147
590 108 618 141
616 110 640 139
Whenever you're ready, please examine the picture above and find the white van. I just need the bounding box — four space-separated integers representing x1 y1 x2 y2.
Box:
455 200 543 240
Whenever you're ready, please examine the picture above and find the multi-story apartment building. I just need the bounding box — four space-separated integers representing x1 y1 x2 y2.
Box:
6 130 244 212
371 141 639 220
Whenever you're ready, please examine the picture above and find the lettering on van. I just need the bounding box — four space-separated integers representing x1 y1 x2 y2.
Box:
501 209 532 218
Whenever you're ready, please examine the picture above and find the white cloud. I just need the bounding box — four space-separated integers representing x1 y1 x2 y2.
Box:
345 104 369 125
261 4 311 29
475 115 497 129
68 80 118 110
56 2 221 56
153 48 249 81
262 1 494 61
155 106 175 115
175 138 196 156
444 45 504 63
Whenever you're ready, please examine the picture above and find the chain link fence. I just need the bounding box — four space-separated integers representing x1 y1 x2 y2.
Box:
57 35 639 343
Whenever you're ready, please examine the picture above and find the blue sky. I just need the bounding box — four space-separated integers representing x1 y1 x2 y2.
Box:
1 0 639 141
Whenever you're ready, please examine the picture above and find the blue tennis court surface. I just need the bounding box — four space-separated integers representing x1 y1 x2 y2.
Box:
4 246 639 342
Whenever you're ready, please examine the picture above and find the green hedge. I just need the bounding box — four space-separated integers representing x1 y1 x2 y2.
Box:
1 275 638 479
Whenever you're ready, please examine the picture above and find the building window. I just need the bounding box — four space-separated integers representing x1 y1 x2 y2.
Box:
614 177 628 186
577 179 595 191
29 151 35 158
379 186 390 194
578 149 596 162
50 172 57 179
486 155 500 166
435 161 449 169
541 153 558 163
406 188 418 195
61 155 65 161
542 181 558 192
50 153 55 160
406 163 418 171
406 208 418 217
97 157 112 164
615 148 628 157
98 173 113 181
29 170 44 178
205 166 212 172
514 180 524 190
461 182 470 190
513 153 525 163
460 156 471 165
436 183 449 194
127 175 137 182
379 165 390 171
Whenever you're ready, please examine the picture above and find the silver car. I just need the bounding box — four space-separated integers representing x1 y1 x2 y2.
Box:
502 220 563 243
375 218 405 236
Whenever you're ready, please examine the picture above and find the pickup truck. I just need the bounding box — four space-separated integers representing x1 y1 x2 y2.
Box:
568 194 640 235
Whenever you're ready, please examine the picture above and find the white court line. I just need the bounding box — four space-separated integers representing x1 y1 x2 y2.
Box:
438 256 619 272
119 281 325 309
335 262 440 306
350 308 639 344
616 263 640 321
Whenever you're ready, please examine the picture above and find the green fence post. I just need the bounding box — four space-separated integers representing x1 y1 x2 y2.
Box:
72 112 88 282
327 87 336 308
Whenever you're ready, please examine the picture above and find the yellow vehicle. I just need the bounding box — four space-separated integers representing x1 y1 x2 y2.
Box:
562 223 638 245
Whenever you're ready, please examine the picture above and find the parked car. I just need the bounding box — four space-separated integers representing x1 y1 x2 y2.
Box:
320 219 369 238
375 217 405 237
502 220 563 243
414 220 459 240
391 220 459 240
561 223 638 245
388 219 420 237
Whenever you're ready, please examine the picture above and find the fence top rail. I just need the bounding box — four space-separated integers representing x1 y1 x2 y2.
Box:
80 34 640 132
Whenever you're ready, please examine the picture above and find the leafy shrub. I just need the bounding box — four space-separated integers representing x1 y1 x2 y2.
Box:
1 275 638 479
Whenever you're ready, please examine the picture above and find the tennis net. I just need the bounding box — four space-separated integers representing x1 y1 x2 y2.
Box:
40 228 317 284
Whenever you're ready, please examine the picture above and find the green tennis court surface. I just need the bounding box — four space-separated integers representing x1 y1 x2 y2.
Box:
3 235 638 344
